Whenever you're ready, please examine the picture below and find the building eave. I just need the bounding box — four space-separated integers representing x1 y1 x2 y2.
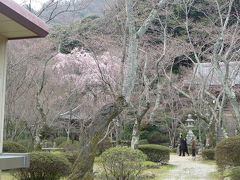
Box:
0 0 49 40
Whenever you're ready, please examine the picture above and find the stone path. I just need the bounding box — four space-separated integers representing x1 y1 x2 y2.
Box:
163 154 218 180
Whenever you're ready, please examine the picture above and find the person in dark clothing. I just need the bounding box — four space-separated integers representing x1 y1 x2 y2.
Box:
179 135 186 156
184 138 190 156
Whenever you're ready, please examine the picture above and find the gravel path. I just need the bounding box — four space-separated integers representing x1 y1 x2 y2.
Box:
163 154 217 180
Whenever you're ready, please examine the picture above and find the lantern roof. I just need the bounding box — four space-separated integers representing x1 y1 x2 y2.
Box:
186 114 194 122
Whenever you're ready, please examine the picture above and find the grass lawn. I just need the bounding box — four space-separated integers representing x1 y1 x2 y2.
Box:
1 173 68 180
94 160 176 179
200 160 226 180
200 160 216 165
3 160 175 180
208 171 223 180
144 164 176 179
0 172 16 180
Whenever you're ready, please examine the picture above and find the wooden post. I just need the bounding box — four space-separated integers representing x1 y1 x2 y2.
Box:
0 36 7 154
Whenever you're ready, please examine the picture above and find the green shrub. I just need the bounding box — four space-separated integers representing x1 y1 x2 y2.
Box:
139 124 161 140
42 140 53 148
62 151 79 165
138 144 170 163
119 140 131 146
147 132 169 144
160 143 170 147
100 146 146 180
139 139 149 145
40 125 56 140
170 147 177 153
121 122 134 140
3 141 27 153
81 15 100 23
58 140 79 151
33 143 42 152
230 166 240 180
202 149 215 160
13 152 71 180
17 139 33 152
215 136 240 169
139 130 150 140
60 39 82 54
54 136 67 146
97 138 112 155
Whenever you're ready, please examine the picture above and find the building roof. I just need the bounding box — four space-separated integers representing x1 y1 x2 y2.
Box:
59 105 91 120
184 62 240 86
0 0 49 39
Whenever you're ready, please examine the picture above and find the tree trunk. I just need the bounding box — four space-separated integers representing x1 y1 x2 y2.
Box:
69 140 97 180
34 97 47 147
113 118 121 145
130 103 150 149
122 0 167 103
67 129 70 141
131 119 140 149
34 133 41 147
68 97 127 180
122 0 138 103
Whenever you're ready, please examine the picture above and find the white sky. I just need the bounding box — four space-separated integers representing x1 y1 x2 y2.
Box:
13 0 48 10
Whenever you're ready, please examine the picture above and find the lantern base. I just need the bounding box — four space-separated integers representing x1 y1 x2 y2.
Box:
186 129 196 145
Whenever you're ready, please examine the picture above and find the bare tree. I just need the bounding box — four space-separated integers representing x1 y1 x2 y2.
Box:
23 0 93 23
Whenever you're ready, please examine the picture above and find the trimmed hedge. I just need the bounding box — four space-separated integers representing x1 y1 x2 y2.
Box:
62 151 79 165
100 146 146 180
147 132 169 144
13 152 71 180
58 140 79 151
138 139 149 145
138 144 170 163
230 166 240 180
202 149 215 160
215 136 240 169
3 141 27 153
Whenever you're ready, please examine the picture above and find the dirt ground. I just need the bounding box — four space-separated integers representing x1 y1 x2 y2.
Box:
163 154 218 180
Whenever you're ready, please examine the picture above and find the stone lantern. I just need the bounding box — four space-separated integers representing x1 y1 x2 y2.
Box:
186 114 196 144
186 114 194 128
